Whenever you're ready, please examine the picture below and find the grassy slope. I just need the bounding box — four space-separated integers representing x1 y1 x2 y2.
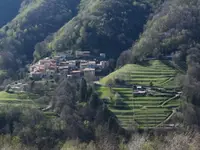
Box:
97 60 182 129
0 91 40 107
101 60 179 87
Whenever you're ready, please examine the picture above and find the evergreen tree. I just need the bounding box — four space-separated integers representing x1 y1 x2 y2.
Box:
80 78 87 102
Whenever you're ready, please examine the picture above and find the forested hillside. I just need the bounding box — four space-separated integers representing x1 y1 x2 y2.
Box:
34 0 150 60
34 0 164 60
0 0 80 70
0 0 164 71
131 0 200 61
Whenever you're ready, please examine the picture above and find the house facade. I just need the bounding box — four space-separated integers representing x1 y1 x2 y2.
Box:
29 52 108 81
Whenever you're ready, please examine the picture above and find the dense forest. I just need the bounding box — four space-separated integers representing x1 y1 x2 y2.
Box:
131 0 200 60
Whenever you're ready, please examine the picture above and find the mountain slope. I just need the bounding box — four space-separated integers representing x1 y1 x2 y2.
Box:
0 0 165 71
130 0 200 61
33 0 150 60
0 0 80 70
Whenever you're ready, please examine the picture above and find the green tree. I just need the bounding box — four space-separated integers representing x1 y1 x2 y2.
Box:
80 78 87 102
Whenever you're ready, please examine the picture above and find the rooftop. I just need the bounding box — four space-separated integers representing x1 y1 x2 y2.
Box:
81 61 96 65
137 86 142 89
83 68 95 71
71 70 81 73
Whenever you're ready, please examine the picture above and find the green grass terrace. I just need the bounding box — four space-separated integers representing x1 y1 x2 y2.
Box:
96 60 182 129
100 60 180 88
0 91 41 108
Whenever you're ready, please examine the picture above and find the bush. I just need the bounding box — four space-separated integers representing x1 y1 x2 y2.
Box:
61 140 97 150
0 135 36 150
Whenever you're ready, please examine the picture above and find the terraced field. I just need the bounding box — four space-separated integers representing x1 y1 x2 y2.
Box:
100 60 180 88
0 91 40 108
97 60 182 129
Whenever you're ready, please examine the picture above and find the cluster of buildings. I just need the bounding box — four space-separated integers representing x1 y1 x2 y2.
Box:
29 51 108 81
6 82 28 93
133 85 147 96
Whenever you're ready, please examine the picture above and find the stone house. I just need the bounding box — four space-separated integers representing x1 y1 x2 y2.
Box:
58 66 69 74
8 83 29 93
71 70 81 77
29 72 44 80
76 51 91 57
83 68 95 80
80 61 96 70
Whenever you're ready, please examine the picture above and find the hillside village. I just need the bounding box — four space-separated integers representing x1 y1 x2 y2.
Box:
29 51 108 81
3 52 184 131
6 51 109 93
1 0 200 148
4 50 183 131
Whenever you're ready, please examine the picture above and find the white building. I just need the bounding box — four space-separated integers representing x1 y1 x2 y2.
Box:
67 60 76 68
29 72 44 80
80 61 96 70
99 61 108 68
71 70 81 77
136 86 143 90
76 51 91 57
9 83 28 93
